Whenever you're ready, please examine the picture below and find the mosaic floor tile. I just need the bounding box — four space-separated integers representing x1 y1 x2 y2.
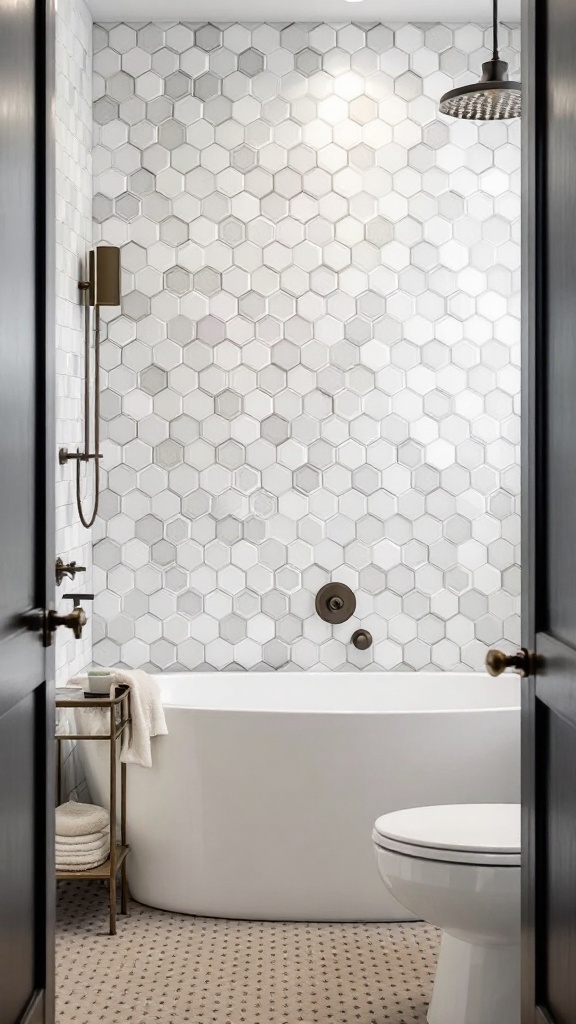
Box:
56 881 439 1023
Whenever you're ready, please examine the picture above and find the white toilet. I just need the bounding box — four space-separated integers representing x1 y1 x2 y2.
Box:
372 803 520 1024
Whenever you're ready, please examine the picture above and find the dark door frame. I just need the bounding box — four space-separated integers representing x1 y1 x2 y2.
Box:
1 0 56 1016
37 0 56 1020
521 0 539 1017
520 0 573 1018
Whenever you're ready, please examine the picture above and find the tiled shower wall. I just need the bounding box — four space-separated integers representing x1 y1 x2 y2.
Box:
92 21 521 673
55 0 93 684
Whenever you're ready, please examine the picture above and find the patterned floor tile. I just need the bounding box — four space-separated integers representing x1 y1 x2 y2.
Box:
56 882 438 1023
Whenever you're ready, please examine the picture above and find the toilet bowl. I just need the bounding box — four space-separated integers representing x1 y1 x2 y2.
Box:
372 803 520 1024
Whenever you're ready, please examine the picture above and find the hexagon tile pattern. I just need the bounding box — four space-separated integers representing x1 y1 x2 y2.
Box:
92 21 521 674
55 0 94 685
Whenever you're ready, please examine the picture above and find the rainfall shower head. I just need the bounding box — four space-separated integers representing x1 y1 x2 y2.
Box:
439 0 521 120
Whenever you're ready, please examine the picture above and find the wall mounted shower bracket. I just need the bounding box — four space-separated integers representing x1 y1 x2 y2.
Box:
60 246 121 529
59 448 103 464
55 557 86 586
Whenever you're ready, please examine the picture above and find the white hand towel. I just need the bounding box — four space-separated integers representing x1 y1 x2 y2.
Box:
56 834 109 856
56 853 109 867
109 668 168 768
68 663 166 770
69 668 168 769
56 841 109 860
56 846 109 861
56 801 109 837
56 829 109 847
56 850 109 871
55 832 110 864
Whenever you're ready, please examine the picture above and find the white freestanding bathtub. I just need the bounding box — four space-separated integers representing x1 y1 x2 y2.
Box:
80 672 520 922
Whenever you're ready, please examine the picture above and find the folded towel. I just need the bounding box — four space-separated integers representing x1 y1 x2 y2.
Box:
56 801 109 837
55 832 110 866
56 846 109 862
69 668 168 769
56 829 109 848
56 850 109 871
56 853 109 867
56 844 109 861
56 834 109 856
56 848 109 865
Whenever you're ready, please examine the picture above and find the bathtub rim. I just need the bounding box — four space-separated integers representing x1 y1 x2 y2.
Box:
152 670 521 716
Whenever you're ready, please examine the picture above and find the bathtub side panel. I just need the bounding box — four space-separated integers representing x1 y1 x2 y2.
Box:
81 704 520 921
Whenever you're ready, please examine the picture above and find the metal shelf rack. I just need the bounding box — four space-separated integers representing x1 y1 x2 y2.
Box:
55 685 130 935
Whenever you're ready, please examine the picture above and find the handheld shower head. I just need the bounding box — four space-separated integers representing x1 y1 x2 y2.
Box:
60 245 123 530
88 245 121 307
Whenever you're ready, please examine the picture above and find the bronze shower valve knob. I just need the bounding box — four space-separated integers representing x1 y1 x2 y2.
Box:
315 583 356 624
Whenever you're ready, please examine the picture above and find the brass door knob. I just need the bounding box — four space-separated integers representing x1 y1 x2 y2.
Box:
46 606 87 640
486 648 530 678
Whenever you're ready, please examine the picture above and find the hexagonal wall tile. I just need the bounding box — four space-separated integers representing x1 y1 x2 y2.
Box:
92 20 521 672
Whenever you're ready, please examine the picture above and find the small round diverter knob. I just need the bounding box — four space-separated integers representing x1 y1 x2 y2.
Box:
351 629 373 651
315 583 356 624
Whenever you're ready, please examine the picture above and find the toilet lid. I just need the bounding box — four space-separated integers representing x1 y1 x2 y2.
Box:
373 804 521 866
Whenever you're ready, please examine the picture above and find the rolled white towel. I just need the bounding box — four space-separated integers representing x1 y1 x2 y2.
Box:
56 801 108 837
56 829 109 848
56 847 109 864
55 832 110 866
56 850 109 871
56 834 109 856
55 831 108 856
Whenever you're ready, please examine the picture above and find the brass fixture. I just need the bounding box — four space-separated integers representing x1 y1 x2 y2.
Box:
315 583 356 624
24 594 92 646
63 593 94 609
46 606 87 641
351 629 373 651
55 557 86 586
51 592 92 642
25 605 87 646
486 648 531 678
88 245 121 307
59 246 121 529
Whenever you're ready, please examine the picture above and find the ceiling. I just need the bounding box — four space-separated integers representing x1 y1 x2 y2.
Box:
88 0 521 23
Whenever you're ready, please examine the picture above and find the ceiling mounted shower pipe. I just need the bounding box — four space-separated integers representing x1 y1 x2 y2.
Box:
439 0 521 119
